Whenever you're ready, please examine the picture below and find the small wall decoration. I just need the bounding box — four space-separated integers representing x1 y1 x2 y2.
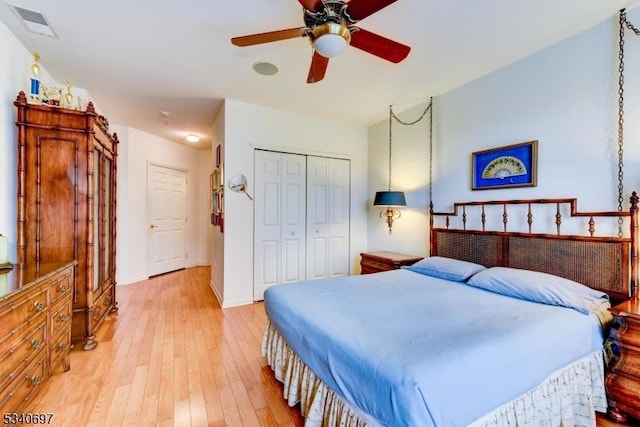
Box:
472 140 538 190
210 166 224 231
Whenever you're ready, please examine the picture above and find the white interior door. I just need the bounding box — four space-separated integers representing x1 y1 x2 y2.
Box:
254 150 306 300
147 164 188 276
306 157 350 279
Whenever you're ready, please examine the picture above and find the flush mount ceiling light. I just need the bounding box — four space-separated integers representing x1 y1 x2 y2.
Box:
186 134 200 143
159 110 170 125
252 61 279 76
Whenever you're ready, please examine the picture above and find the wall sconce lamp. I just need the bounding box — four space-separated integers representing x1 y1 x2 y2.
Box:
374 105 406 234
374 190 406 234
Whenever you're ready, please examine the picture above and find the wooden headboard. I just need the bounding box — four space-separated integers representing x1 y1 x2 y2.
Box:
430 194 639 303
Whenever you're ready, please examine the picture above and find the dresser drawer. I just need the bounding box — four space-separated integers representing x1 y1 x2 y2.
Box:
48 268 73 306
50 328 71 373
362 259 392 272
360 252 423 274
0 322 46 392
50 298 72 338
617 318 640 348
0 288 48 345
614 344 640 378
0 351 47 413
91 285 114 331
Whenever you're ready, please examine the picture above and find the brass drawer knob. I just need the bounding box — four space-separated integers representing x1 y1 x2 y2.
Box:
30 338 43 350
26 375 42 386
58 342 69 352
33 301 45 312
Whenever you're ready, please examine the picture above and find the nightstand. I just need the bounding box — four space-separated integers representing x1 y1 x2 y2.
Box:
360 251 423 274
605 298 640 423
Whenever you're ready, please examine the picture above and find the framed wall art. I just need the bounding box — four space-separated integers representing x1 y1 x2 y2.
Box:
472 140 538 190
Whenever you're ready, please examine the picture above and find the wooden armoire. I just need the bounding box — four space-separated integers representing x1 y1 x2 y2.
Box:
14 91 118 350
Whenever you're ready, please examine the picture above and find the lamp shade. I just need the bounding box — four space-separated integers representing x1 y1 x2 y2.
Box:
373 191 406 207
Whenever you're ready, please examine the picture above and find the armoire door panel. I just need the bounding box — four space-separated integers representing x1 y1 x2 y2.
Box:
39 138 77 263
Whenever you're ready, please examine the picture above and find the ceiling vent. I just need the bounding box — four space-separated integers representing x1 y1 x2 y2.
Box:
10 5 57 38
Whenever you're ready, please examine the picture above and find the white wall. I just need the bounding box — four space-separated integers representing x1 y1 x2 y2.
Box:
114 126 211 285
216 99 368 307
210 104 225 301
367 103 432 257
368 10 640 251
0 23 58 261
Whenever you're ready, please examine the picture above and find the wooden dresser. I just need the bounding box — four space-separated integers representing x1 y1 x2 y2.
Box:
360 251 423 274
0 261 75 412
605 298 640 423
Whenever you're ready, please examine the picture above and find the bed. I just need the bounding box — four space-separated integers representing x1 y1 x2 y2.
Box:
262 195 639 426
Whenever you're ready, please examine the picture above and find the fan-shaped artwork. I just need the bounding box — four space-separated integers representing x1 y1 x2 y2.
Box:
482 156 527 179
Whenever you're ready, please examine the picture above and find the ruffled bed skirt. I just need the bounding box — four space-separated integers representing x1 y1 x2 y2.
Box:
261 321 608 427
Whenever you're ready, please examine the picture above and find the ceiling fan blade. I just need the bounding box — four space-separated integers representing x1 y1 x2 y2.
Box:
345 0 398 21
307 51 329 83
298 0 324 12
231 27 307 47
350 28 410 63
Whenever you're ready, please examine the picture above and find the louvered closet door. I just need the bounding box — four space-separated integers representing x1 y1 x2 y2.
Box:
306 156 350 280
254 150 306 300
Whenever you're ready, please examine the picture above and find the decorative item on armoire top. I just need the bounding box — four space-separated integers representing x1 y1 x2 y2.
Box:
471 140 538 191
29 52 40 103
64 82 73 108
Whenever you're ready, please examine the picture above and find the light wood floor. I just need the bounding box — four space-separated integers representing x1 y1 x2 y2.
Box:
27 266 304 427
26 266 634 426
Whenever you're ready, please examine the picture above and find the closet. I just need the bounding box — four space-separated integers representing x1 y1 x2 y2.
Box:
254 150 350 300
14 91 118 350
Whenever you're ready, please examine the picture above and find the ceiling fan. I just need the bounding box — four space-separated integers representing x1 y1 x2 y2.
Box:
231 0 411 84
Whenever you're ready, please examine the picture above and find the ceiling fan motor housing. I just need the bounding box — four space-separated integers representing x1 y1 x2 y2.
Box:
303 0 357 32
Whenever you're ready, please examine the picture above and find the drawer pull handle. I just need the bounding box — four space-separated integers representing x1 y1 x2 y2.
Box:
33 301 45 312
58 283 69 292
59 313 70 322
30 338 43 350
27 375 42 386
58 342 69 352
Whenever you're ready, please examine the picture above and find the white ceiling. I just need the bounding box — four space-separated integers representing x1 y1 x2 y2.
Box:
1 0 638 149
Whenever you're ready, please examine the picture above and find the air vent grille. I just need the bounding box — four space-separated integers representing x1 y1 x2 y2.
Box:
10 5 57 38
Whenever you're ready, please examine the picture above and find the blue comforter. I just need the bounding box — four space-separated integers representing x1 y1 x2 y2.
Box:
264 269 605 427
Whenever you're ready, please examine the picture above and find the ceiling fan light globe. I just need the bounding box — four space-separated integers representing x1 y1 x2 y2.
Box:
311 22 350 58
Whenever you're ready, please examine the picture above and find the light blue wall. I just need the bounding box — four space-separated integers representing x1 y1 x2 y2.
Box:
368 9 640 254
